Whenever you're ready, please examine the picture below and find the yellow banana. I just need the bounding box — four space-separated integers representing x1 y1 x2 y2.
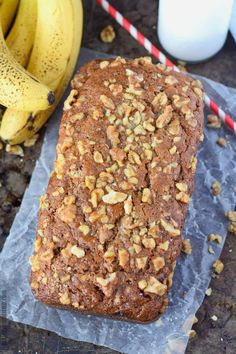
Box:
0 0 19 35
0 22 55 111
0 0 83 145
6 0 37 67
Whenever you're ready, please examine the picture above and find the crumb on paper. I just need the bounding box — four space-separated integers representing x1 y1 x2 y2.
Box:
228 222 236 235
208 233 222 244
193 316 198 324
208 246 215 254
6 144 24 157
211 315 218 321
211 181 221 196
100 25 116 43
205 288 212 296
188 329 196 338
181 239 192 254
207 114 221 128
213 259 224 274
225 210 236 222
24 134 39 147
216 137 227 147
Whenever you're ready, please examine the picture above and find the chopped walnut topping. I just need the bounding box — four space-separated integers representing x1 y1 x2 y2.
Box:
124 195 133 215
133 244 142 253
167 118 180 135
138 279 147 290
100 25 116 43
160 219 180 237
158 240 169 251
182 239 192 254
94 151 104 164
100 95 115 110
152 256 165 271
142 238 156 249
136 256 148 269
169 146 177 155
143 121 155 132
85 176 96 191
64 195 75 205
102 189 127 204
176 191 190 204
208 234 222 244
190 156 197 172
34 238 42 253
128 151 141 165
211 181 221 196
96 272 117 288
152 92 168 111
144 276 167 295
106 125 120 146
216 137 227 147
213 259 224 274
207 114 221 128
100 60 109 69
226 210 236 222
59 292 71 305
57 204 76 223
118 249 129 267
40 195 49 210
193 87 203 98
71 245 85 258
79 224 90 235
64 89 78 110
176 182 188 192
165 76 178 85
156 105 173 129
141 188 152 204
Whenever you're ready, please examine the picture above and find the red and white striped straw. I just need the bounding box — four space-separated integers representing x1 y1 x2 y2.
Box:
97 0 236 134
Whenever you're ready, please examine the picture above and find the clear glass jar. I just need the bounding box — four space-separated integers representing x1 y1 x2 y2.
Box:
158 0 233 62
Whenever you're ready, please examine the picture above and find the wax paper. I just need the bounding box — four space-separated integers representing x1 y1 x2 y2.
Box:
0 48 236 354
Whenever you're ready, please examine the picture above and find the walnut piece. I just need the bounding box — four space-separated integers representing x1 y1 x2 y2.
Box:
176 191 190 204
142 238 156 249
102 189 127 204
182 239 192 254
141 188 152 204
136 256 148 269
100 25 116 43
160 219 180 237
100 95 115 110
207 114 221 128
213 259 224 274
225 210 236 222
152 256 165 271
228 222 236 235
144 276 167 295
70 245 85 258
208 233 222 244
211 181 221 196
176 182 188 192
118 249 129 267
156 105 173 129
216 137 227 147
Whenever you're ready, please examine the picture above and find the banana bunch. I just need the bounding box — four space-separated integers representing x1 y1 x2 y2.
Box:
0 0 83 145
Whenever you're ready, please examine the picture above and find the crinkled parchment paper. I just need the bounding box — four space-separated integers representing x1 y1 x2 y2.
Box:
1 48 236 354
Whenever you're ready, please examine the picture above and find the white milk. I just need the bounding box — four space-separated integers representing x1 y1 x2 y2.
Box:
158 0 233 62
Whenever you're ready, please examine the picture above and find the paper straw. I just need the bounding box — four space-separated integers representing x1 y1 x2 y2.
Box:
97 0 236 134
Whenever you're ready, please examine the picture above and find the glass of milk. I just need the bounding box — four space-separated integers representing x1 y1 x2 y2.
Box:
158 0 233 62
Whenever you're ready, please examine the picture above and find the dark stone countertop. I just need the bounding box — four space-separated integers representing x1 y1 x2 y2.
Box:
0 1 236 353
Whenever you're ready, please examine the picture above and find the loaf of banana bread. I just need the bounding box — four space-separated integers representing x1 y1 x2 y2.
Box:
30 57 204 323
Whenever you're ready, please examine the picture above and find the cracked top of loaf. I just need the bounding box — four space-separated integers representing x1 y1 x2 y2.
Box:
30 56 204 323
